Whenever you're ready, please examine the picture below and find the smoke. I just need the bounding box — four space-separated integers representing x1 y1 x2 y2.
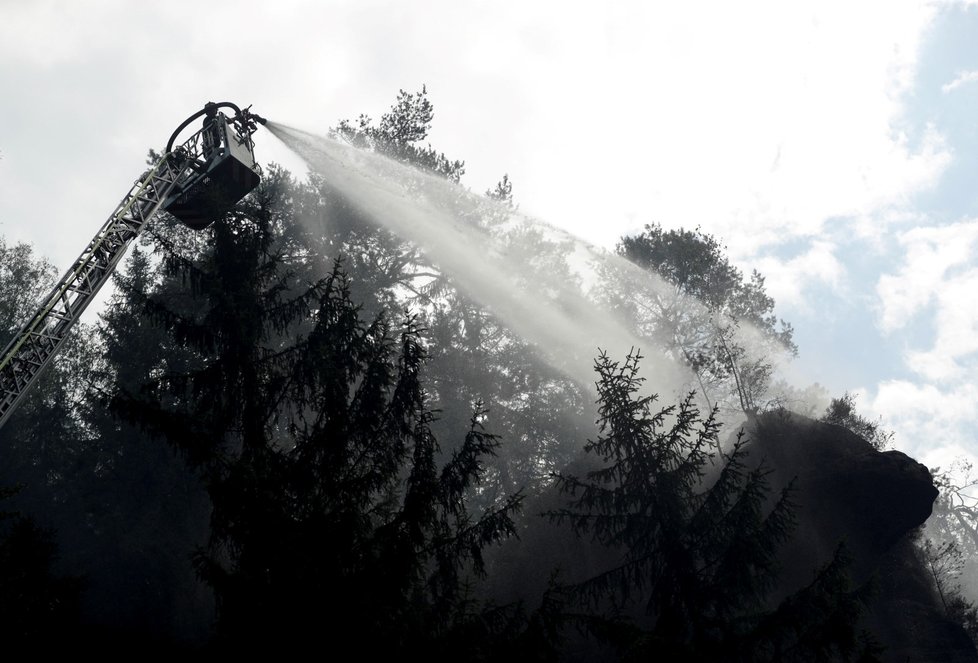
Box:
264 121 791 403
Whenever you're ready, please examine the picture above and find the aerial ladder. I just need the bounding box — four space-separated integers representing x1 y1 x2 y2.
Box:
0 102 266 430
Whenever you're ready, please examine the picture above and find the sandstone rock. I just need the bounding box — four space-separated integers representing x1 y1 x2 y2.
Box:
745 410 975 662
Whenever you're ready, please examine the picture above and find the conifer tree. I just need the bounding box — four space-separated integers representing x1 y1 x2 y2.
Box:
548 350 878 661
78 244 213 641
0 487 81 647
112 184 524 655
325 87 591 499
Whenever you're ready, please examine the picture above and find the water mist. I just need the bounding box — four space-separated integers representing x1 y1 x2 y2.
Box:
264 121 791 407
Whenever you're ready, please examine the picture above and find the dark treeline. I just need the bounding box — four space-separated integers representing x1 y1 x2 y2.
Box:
0 88 976 659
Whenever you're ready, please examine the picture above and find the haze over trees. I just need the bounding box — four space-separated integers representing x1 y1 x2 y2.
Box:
612 224 796 416
0 88 974 659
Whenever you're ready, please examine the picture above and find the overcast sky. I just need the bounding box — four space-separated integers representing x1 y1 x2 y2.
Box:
2 0 977 469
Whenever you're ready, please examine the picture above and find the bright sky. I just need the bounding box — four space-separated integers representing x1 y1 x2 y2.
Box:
1 0 977 469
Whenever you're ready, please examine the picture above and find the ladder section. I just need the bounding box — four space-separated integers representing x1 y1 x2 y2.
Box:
0 155 183 429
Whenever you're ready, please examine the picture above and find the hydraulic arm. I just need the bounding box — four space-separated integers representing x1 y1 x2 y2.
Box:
0 102 265 430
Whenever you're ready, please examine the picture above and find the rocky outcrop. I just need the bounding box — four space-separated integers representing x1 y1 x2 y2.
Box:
746 412 936 587
486 409 976 661
746 411 976 662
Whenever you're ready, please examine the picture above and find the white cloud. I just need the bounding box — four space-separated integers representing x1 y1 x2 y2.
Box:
377 0 949 257
941 69 978 93
876 220 978 332
870 379 976 427
919 446 978 488
641 1 949 255
863 379 978 461
850 208 929 248
0 0 953 270
0 1 119 68
867 218 978 462
904 266 978 380
750 240 845 309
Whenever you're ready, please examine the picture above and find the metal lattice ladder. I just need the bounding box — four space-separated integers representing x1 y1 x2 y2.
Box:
0 154 183 429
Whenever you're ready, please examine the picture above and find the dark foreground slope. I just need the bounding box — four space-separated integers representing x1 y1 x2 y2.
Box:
747 411 976 663
488 409 976 661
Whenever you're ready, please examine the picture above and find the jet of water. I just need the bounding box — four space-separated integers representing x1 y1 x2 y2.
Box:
265 121 788 405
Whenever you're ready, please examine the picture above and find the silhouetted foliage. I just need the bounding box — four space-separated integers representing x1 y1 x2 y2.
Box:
111 193 524 656
0 239 105 643
77 245 213 641
930 463 978 555
749 544 881 662
0 487 81 645
335 85 466 183
547 350 878 661
614 223 796 416
819 392 893 451
922 466 978 649
0 238 58 348
0 87 955 658
328 86 590 499
0 237 93 490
